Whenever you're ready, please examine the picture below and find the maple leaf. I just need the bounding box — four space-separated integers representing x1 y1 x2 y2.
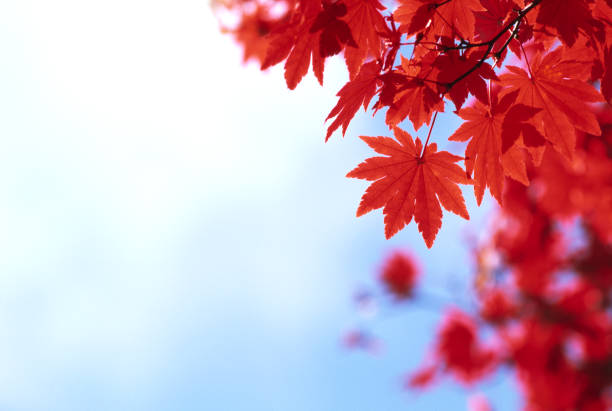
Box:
261 1 338 90
431 0 484 40
262 12 326 89
225 6 278 64
500 48 604 160
449 90 532 204
536 0 597 47
310 0 358 58
342 0 388 78
474 0 518 61
474 0 517 42
372 71 409 112
507 21 533 59
501 143 530 187
325 60 381 140
386 79 444 130
501 104 544 153
394 0 436 36
435 49 498 110
285 31 325 89
385 54 444 130
347 127 469 247
394 0 484 40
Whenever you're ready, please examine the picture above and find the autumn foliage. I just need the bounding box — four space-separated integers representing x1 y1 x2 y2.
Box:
404 107 612 409
219 0 611 247
216 0 612 408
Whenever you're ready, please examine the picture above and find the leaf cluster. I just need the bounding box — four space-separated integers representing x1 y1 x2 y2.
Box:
218 0 611 247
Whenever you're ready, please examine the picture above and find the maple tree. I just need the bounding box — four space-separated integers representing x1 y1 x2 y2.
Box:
215 0 612 408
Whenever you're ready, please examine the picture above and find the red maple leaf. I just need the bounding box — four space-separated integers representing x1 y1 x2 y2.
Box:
449 89 530 204
474 0 518 61
536 0 597 47
431 0 484 40
310 0 358 58
343 0 388 78
386 78 444 130
262 10 326 90
372 70 410 112
347 127 469 247
262 0 361 90
395 0 484 40
394 0 436 36
325 60 381 140
435 48 498 110
501 104 544 153
385 54 444 130
500 48 604 160
225 6 280 64
474 0 517 42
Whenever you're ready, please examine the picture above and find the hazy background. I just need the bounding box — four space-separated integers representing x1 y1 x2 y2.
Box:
0 1 516 410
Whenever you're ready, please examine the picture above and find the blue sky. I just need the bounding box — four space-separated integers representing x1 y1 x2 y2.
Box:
0 1 518 410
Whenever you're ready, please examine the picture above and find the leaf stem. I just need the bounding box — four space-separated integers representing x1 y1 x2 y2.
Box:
519 42 534 78
421 111 438 158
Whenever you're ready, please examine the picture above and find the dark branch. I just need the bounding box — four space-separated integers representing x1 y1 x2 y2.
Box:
440 0 543 91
